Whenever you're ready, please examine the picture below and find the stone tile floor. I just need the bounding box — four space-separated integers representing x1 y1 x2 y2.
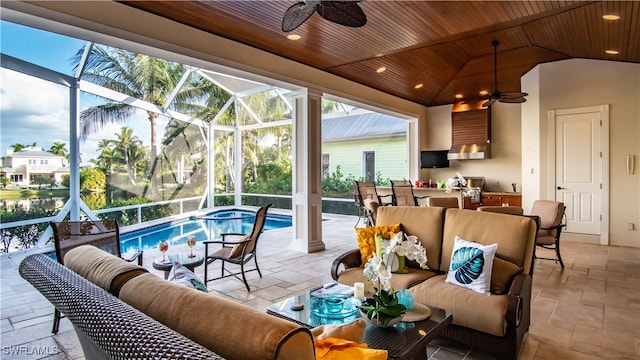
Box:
1 213 639 359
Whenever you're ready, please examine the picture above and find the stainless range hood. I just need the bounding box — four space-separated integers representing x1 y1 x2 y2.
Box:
448 143 491 160
449 104 491 160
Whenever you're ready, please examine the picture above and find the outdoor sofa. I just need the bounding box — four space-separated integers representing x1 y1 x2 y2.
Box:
332 206 538 360
20 245 316 360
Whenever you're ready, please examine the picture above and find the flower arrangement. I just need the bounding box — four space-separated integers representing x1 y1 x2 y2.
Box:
360 232 428 326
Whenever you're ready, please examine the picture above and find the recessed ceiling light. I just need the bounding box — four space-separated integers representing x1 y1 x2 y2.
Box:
479 90 489 96
376 67 386 73
602 14 620 21
414 84 423 89
375 53 384 58
287 34 301 40
605 49 619 55
454 94 463 99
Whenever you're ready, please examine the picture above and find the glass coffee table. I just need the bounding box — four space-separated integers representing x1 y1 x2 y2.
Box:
267 287 452 360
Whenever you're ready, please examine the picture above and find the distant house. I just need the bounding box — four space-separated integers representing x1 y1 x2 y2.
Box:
322 111 408 181
1 146 69 187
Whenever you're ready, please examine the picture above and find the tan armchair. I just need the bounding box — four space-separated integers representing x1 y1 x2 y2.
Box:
530 200 566 268
426 196 459 208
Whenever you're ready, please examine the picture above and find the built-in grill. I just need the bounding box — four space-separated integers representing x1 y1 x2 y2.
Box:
463 177 485 204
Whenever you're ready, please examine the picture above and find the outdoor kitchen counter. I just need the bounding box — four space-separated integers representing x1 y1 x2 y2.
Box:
376 187 463 207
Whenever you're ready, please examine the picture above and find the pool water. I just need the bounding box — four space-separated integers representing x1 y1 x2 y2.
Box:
120 209 292 253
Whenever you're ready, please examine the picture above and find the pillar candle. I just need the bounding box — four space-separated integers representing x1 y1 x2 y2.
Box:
353 282 365 301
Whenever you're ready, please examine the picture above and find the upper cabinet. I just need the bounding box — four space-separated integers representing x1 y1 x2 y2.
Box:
451 108 491 145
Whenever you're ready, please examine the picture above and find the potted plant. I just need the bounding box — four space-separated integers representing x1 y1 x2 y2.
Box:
359 232 428 327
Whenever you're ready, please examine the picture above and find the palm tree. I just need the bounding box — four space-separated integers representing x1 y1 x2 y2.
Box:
10 142 36 152
72 45 187 194
95 139 115 173
112 126 143 185
48 141 69 160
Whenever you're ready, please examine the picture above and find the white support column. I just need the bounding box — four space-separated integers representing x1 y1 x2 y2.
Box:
207 122 215 208
234 126 242 206
290 88 325 253
69 79 81 219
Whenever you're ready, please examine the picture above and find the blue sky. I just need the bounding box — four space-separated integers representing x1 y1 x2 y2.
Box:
1 20 160 162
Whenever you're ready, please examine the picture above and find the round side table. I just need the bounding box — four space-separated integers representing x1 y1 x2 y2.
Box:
152 253 204 279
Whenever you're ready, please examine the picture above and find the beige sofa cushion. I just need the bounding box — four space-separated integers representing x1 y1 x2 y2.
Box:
376 206 446 271
491 257 522 295
119 273 314 360
64 245 147 296
412 275 509 336
441 209 537 274
337 266 437 292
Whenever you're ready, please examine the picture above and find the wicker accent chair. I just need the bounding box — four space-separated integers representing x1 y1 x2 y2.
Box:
203 204 272 291
477 205 524 215
530 200 566 268
426 196 460 208
49 220 143 334
390 180 428 206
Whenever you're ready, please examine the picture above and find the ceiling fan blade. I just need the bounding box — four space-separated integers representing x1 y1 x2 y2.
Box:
317 1 367 27
499 92 529 99
282 1 319 32
482 98 498 107
499 97 527 104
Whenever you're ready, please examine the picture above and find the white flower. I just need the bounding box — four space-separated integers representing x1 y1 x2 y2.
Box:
364 253 393 291
363 232 429 292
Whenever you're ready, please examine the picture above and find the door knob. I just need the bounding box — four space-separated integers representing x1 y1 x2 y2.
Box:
557 186 565 190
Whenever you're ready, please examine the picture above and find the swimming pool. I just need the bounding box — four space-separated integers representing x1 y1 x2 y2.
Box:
120 209 292 253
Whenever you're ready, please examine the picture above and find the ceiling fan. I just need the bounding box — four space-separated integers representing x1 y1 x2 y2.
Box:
282 1 367 32
482 40 528 107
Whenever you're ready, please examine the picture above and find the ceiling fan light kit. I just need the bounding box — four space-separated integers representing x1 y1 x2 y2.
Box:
482 40 528 107
282 1 367 32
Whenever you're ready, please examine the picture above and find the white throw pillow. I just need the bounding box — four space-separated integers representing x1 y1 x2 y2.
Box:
168 262 207 292
445 236 497 295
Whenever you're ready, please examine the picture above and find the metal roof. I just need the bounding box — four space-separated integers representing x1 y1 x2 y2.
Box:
5 148 63 158
322 113 407 141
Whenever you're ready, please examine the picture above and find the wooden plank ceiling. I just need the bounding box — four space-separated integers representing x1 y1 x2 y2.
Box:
122 1 640 107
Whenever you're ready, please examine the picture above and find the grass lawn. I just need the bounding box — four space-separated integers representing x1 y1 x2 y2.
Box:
0 188 69 200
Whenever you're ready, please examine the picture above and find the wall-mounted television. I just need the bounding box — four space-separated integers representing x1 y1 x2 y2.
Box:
420 150 450 168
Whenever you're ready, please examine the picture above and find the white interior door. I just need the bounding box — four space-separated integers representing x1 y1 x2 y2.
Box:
555 109 603 235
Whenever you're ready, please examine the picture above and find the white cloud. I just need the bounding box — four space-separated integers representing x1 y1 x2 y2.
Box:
1 68 166 160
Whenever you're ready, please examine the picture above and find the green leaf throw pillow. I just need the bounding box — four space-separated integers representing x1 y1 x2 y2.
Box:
168 262 207 292
445 236 497 294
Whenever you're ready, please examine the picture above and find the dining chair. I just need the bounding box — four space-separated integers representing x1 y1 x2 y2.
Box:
390 180 428 206
203 203 272 291
530 200 566 268
49 220 143 333
426 196 459 208
353 181 392 226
